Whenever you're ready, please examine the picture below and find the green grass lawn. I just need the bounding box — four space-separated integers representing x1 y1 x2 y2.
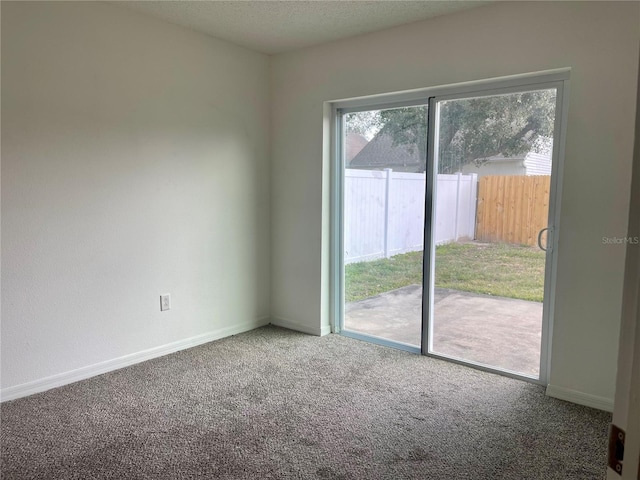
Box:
345 242 546 303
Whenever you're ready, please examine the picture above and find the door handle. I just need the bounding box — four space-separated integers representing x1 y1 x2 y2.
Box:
537 227 552 252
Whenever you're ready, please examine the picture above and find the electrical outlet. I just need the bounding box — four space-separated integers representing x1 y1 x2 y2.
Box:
160 294 171 311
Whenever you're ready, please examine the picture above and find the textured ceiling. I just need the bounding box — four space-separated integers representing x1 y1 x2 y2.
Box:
119 1 489 55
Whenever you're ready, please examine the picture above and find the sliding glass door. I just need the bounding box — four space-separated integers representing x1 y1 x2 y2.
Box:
335 72 567 383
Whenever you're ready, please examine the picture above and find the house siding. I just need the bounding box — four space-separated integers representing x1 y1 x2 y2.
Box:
524 151 552 175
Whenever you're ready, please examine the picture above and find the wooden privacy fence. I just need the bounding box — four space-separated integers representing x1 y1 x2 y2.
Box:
475 175 551 246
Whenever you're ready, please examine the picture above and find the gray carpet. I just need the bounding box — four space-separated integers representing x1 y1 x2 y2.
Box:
1 326 610 479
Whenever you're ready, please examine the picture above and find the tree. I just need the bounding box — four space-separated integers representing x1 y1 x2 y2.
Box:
351 90 556 173
379 106 428 169
437 90 556 173
345 110 383 141
345 106 428 167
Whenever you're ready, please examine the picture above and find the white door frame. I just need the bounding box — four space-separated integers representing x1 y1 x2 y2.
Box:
608 49 640 480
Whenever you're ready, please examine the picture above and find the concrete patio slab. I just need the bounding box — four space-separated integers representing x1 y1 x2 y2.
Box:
345 284 542 377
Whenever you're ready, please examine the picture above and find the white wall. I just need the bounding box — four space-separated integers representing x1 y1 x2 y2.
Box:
1 2 270 395
270 1 639 407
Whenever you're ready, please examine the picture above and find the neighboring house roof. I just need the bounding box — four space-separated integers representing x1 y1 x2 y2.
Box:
349 130 551 175
348 132 423 172
345 132 369 162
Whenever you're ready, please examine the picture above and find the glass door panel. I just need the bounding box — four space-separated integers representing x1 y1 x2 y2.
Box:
342 105 428 349
427 89 557 378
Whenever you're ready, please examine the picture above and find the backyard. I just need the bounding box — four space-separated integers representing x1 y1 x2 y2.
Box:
345 241 546 303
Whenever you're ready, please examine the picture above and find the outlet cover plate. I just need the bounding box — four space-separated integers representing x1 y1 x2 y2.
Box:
160 294 171 311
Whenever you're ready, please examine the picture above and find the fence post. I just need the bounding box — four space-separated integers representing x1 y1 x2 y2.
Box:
383 168 392 258
469 173 478 240
454 172 462 241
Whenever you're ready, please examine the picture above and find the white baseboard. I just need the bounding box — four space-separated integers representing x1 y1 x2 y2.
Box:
269 316 330 336
546 384 614 412
1 317 270 403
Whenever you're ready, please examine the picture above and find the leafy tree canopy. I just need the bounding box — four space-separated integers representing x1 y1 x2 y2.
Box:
346 90 556 173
